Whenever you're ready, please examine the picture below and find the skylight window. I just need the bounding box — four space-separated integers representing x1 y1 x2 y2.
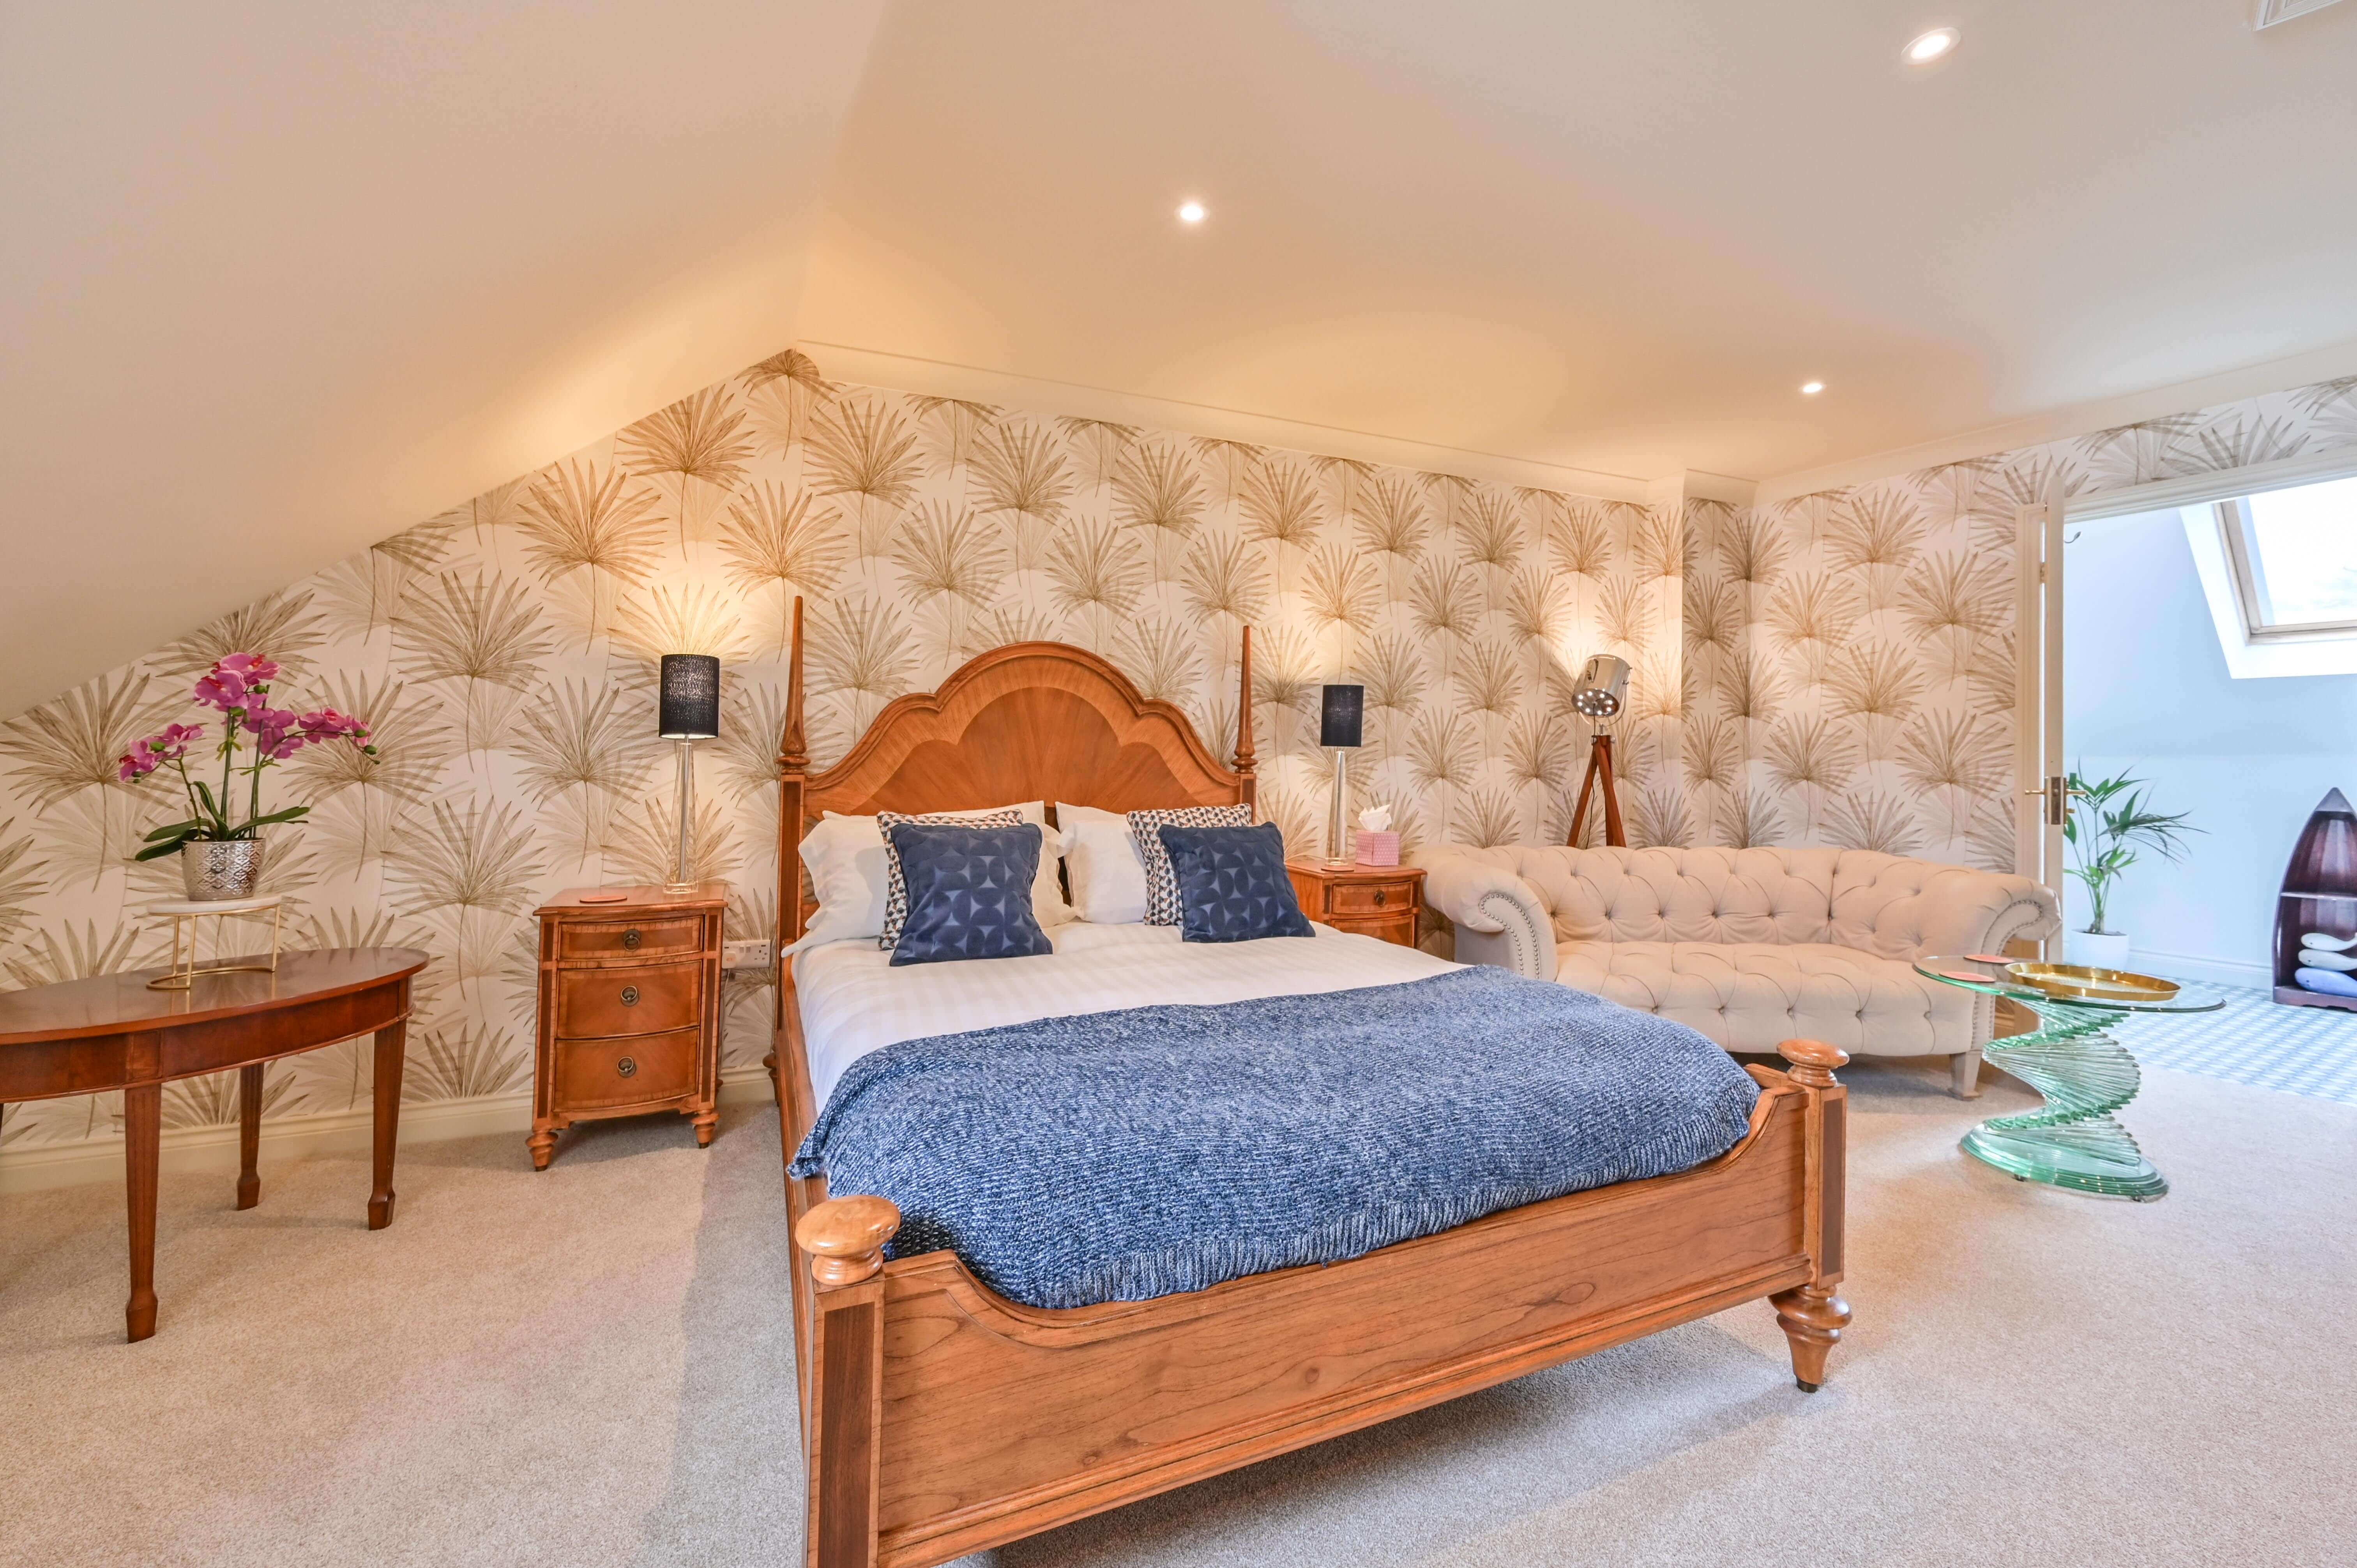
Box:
2217 475 2357 637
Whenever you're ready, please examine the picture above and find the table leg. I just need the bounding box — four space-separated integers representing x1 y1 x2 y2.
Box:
1961 1001 2167 1200
124 1083 161 1342
236 1063 263 1210
369 1021 405 1230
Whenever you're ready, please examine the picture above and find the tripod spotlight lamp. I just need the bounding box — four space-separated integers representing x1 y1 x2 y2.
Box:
1569 655 1630 722
1567 655 1631 848
658 654 721 893
1320 683 1364 868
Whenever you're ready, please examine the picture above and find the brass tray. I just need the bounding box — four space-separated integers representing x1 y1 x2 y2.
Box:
2003 961 2180 1004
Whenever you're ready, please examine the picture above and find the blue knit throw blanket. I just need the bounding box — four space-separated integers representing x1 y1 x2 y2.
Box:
790 966 1760 1309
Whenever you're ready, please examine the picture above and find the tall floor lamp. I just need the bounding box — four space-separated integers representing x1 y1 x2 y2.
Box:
1320 683 1364 868
1566 654 1629 848
659 654 721 893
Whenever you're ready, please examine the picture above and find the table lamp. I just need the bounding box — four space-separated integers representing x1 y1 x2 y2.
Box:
1320 683 1364 868
659 654 721 892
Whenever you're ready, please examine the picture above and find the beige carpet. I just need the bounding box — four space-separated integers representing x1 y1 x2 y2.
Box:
2 1059 2352 1568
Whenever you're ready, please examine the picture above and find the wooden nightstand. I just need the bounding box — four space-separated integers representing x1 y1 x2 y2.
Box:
530 884 726 1170
1285 862 1425 947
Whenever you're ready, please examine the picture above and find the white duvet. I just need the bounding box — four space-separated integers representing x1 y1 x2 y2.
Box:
792 922 1458 1109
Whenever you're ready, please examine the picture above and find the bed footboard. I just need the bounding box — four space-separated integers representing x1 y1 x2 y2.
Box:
790 1039 1850 1568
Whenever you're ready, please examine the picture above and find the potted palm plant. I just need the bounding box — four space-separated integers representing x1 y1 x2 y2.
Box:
2062 767 2199 970
119 653 374 899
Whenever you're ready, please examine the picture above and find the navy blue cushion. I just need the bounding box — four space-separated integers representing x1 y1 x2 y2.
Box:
1155 822 1315 943
886 823 1053 966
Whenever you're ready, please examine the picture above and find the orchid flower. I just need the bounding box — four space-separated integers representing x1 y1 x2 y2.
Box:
131 653 375 861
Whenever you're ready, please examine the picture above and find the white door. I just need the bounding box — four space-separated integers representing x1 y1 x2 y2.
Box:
2014 487 2069 952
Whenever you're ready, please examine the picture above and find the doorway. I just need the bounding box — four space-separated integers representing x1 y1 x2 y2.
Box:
2020 458 2357 1104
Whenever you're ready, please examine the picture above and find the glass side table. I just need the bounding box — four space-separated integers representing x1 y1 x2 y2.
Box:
1915 955 2224 1201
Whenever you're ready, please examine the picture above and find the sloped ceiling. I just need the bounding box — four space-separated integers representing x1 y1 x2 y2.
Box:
9 0 2357 717
0 1 884 717
800 0 2357 484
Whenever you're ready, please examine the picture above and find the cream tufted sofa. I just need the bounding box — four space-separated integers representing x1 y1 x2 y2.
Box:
1413 844 2059 1097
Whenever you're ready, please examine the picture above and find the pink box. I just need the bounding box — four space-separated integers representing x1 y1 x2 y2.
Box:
1356 830 1400 867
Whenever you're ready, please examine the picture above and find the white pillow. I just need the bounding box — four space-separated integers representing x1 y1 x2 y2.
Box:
788 801 1071 955
1058 803 1150 924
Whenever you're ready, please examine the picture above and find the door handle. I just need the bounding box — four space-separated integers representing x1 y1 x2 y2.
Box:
2021 776 2087 827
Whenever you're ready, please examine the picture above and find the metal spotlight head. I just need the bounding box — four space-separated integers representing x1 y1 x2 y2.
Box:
1569 655 1630 721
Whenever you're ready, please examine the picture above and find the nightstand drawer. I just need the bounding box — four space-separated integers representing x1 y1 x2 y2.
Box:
554 962 700 1037
556 915 703 962
1328 912 1418 947
1327 881 1413 915
554 1029 698 1110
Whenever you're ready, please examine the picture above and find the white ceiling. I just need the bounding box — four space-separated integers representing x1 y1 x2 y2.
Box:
801 0 2357 484
0 1 884 716
8 0 2357 715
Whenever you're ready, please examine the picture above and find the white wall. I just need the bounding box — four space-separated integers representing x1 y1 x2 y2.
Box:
2065 508 2357 987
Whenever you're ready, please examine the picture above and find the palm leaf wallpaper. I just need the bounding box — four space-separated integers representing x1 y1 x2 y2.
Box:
1687 376 2357 868
0 352 1678 1152
6 354 2352 1157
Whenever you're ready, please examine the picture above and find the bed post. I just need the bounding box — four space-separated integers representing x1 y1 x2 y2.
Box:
1769 1037 1851 1392
796 1195 900 1568
771 596 808 1092
1234 625 1256 813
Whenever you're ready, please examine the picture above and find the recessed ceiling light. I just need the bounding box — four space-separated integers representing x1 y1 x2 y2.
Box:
1904 27 1959 64
1800 381 1826 396
1176 201 1207 224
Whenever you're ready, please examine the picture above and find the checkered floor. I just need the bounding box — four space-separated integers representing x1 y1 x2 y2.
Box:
2106 982 2357 1108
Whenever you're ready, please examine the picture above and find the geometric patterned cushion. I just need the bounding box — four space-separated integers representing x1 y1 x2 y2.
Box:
1155 822 1315 943
877 808 1023 948
885 823 1053 967
1128 803 1253 925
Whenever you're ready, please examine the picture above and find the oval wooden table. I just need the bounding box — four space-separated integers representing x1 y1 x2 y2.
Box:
0 946 429 1341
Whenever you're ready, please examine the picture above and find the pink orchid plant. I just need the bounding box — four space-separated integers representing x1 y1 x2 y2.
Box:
121 653 376 862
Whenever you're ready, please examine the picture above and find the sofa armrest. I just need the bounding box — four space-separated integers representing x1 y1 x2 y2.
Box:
1898 867 2061 959
1410 848 1553 980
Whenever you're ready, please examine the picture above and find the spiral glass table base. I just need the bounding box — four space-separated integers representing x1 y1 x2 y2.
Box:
1964 1006 2167 1201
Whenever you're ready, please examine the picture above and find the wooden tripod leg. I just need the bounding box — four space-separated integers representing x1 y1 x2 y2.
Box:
1595 734 1625 847
1567 734 1626 848
1567 741 1599 846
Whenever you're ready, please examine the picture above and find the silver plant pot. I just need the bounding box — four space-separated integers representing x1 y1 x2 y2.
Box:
182 839 264 901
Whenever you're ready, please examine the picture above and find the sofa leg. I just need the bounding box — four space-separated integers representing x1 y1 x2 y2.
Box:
1951 1047 1983 1099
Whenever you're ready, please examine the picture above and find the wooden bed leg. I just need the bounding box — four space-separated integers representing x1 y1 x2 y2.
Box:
1770 1282 1852 1393
1773 1038 1852 1392
795 1195 901 1568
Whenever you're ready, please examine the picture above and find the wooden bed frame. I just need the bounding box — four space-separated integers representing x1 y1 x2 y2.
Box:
765 601 1851 1568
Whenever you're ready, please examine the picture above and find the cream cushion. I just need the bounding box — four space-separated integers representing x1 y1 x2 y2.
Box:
1553 940 1972 1056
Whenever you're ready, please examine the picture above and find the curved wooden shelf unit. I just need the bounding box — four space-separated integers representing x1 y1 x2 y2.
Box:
764 600 1847 1568
2274 787 2357 1012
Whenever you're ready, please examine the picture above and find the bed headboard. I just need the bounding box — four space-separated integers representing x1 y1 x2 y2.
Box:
772 597 1256 953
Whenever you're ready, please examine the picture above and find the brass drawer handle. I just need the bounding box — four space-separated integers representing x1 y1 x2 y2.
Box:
622 929 642 950
620 985 640 1006
617 1056 637 1078
1373 888 1386 906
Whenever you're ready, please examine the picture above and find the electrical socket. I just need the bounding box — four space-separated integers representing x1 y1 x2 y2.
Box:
721 939 772 972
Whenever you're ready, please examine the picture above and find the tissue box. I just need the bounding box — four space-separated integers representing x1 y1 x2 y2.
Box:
1356 830 1400 867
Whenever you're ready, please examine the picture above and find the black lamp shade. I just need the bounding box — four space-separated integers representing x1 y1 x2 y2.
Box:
1318 684 1364 749
658 654 721 739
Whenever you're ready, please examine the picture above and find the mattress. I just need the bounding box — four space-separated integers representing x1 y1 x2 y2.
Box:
792 920 1456 1109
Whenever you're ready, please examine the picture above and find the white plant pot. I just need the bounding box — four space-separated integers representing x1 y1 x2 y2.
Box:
2065 928 2134 971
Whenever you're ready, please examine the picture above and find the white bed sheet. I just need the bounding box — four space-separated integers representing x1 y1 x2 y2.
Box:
792 922 1458 1109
